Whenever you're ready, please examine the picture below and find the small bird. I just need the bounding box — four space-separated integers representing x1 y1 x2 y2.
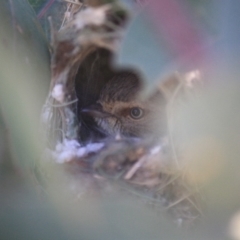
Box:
81 71 167 139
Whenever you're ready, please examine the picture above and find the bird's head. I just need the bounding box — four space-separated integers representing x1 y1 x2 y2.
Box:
82 72 167 138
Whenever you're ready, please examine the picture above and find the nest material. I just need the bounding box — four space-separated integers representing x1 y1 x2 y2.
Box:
42 0 203 227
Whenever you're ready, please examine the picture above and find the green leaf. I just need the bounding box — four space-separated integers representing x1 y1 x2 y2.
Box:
27 0 46 12
0 0 50 170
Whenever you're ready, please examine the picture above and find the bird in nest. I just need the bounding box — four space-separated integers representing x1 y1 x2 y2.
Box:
81 71 168 140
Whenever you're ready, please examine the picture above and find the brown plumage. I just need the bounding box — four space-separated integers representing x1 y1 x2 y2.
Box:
82 72 167 139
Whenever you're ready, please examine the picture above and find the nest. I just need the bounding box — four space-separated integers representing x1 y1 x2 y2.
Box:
41 0 203 227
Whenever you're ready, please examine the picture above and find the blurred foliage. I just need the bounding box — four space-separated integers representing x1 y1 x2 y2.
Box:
1 0 240 240
28 0 45 12
26 0 65 39
118 0 213 89
0 0 50 171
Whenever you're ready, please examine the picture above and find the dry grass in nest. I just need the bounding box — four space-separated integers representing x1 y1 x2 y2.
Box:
40 0 204 228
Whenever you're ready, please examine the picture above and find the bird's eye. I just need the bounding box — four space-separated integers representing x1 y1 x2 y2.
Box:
130 107 144 119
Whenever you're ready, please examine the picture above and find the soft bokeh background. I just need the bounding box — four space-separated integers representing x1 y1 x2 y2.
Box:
1 0 240 239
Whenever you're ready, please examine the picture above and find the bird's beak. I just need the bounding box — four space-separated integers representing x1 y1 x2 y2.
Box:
81 103 112 118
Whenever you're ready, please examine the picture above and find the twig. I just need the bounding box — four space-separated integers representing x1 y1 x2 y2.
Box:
165 191 193 210
119 182 165 205
60 3 72 30
64 0 81 5
124 156 147 180
156 174 181 191
48 17 55 48
166 79 184 168
185 196 203 216
38 0 56 19
47 99 78 108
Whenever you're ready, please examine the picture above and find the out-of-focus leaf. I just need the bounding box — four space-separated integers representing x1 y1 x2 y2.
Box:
37 0 67 38
0 0 50 170
0 0 50 70
28 0 46 12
